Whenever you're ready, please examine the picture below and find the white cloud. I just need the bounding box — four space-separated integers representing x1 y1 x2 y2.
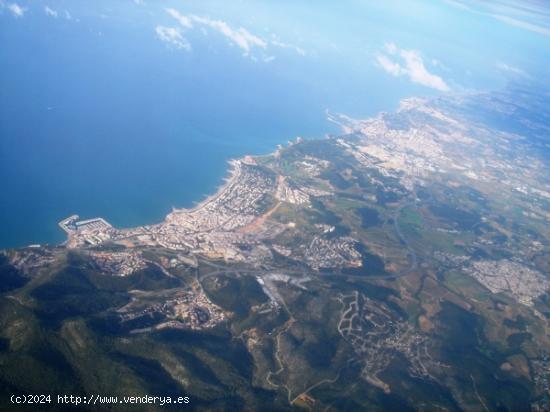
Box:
400 50 450 91
384 42 398 55
165 8 192 29
44 6 58 18
163 8 306 59
7 2 25 17
271 40 306 56
445 0 550 37
376 54 403 76
189 15 267 55
376 45 450 92
496 62 528 77
165 9 267 56
492 14 550 37
444 0 473 11
155 26 191 51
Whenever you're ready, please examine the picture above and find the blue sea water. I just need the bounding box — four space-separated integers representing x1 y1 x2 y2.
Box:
1 0 548 248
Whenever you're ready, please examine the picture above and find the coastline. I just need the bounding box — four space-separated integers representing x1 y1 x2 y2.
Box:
177 159 243 216
55 147 283 245
5 115 334 250
179 152 277 218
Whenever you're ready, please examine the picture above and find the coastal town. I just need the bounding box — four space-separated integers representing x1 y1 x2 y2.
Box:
59 160 279 255
56 154 367 273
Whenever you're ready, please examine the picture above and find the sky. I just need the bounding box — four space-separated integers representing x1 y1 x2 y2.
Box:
1 0 548 112
0 0 549 247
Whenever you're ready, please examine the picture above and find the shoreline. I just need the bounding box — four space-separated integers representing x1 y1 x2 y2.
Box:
3 144 286 250
165 143 290 219
179 151 277 217
4 118 333 250
1 105 340 250
177 158 243 216
54 148 282 245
